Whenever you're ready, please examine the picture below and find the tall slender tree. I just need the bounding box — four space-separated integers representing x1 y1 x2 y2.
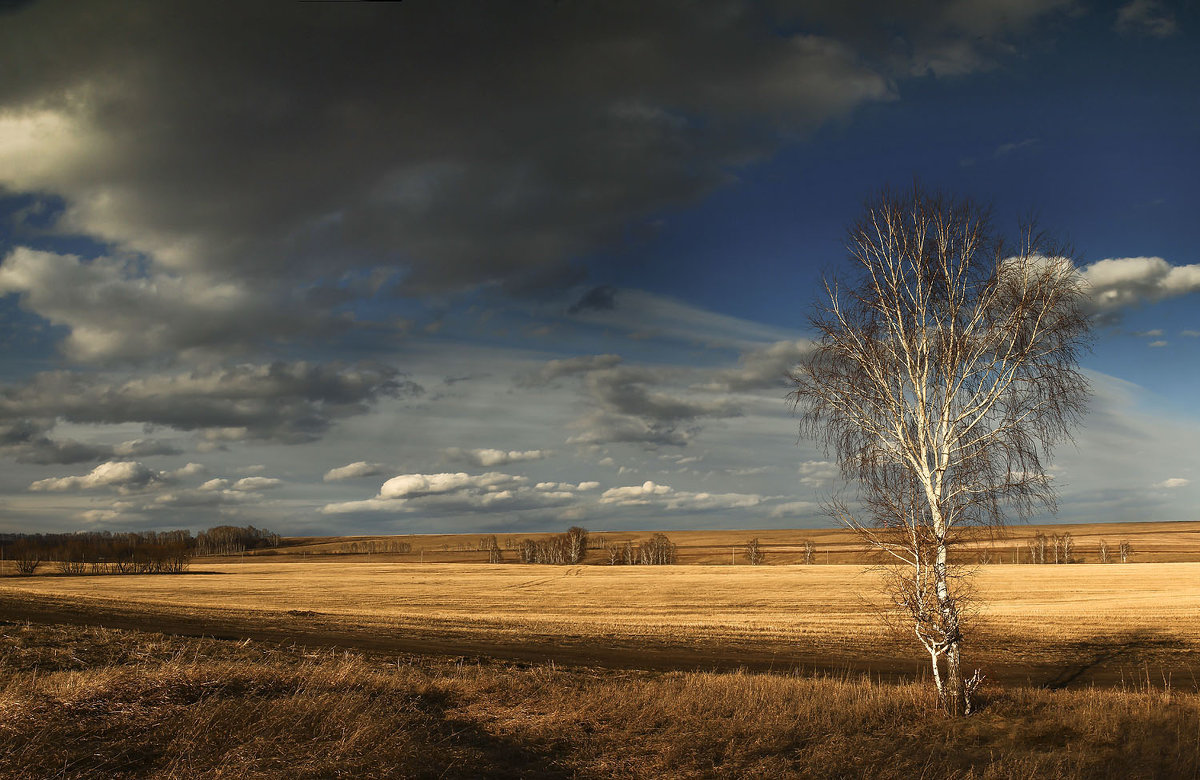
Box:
789 186 1091 715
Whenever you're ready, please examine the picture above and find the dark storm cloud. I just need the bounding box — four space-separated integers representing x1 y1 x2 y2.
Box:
521 355 740 447
519 354 624 386
0 248 354 363
0 0 1085 371
776 0 1079 76
567 365 740 447
1115 0 1178 38
568 285 619 315
0 421 109 464
0 418 185 465
706 339 813 392
585 366 739 423
0 0 34 14
0 362 420 446
0 0 894 301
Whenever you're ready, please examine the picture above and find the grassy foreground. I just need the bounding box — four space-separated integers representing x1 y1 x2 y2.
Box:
1 622 1197 778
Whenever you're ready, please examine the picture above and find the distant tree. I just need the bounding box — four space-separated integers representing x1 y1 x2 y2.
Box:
788 187 1091 715
565 526 589 564
1119 539 1133 563
1030 530 1048 564
487 536 504 564
195 525 279 557
1060 532 1075 563
12 541 41 576
802 539 816 565
638 533 677 565
744 538 765 565
1098 539 1110 564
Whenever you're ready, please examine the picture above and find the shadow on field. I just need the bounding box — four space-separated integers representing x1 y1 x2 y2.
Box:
401 690 575 779
1040 634 1192 690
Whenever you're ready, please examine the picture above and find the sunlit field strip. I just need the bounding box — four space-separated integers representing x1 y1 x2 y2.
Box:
5 562 1199 650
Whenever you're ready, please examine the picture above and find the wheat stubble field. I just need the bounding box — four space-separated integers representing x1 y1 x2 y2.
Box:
2 556 1199 687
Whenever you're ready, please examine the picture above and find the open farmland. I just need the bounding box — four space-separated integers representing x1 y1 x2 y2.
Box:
3 555 1199 688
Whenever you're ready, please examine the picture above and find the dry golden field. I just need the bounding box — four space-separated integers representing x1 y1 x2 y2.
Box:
3 557 1198 688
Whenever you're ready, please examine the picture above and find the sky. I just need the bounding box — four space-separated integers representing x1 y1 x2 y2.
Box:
0 0 1198 536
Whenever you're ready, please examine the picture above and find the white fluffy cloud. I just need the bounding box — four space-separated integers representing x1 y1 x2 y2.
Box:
162 462 206 480
768 500 820 519
1081 257 1200 319
536 481 599 492
1154 478 1190 489
324 461 387 482
323 471 549 515
378 472 524 500
149 488 262 508
600 480 673 503
29 461 158 492
445 448 548 467
27 459 244 495
231 477 283 492
600 480 761 511
798 460 839 488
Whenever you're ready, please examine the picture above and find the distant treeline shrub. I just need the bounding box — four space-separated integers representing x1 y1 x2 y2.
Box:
334 539 412 555
2 524 282 576
603 533 677 565
2 530 193 576
194 525 280 556
517 527 589 565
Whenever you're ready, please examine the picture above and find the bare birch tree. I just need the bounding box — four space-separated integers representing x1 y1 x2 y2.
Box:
788 187 1091 716
1061 531 1074 563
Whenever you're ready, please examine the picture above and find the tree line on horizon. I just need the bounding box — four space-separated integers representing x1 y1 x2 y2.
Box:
489 527 680 566
1 524 281 576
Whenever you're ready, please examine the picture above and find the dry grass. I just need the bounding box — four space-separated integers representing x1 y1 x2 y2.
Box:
0 621 1196 778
